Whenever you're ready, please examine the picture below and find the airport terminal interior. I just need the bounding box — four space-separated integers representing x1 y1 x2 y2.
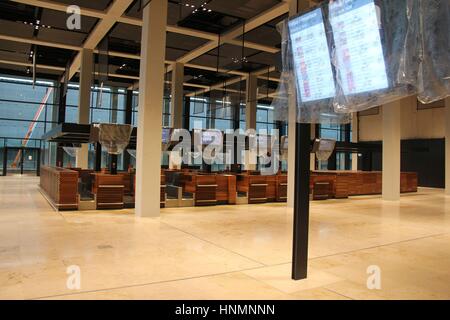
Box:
0 0 449 300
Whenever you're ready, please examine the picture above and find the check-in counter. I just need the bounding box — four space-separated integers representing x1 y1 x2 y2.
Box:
70 168 95 200
236 174 269 204
310 171 418 199
40 166 79 210
276 174 288 202
216 174 237 204
236 173 288 204
184 173 217 206
119 172 134 196
92 173 124 210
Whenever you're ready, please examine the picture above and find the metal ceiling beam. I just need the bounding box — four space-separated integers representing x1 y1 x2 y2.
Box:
9 0 280 54
176 1 288 64
0 58 139 80
67 0 135 80
10 0 107 18
0 34 80 51
185 75 247 97
5 0 287 85
0 34 248 79
0 58 65 71
186 65 278 97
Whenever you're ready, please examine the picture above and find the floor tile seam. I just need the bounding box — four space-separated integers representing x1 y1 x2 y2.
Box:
28 264 282 300
159 221 267 267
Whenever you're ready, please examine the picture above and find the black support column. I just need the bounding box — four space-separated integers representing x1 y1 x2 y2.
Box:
109 154 118 175
94 142 102 172
20 148 24 175
183 97 191 130
36 148 41 176
3 146 7 176
292 123 311 280
231 100 241 173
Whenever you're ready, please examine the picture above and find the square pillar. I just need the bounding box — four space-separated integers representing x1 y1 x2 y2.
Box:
382 100 401 201
171 62 184 129
135 0 168 217
76 48 93 169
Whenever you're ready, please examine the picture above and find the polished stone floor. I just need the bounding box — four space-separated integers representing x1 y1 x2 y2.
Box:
0 176 449 300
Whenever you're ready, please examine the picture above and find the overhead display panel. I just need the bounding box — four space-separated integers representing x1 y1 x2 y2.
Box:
328 0 418 113
329 0 389 96
288 8 335 103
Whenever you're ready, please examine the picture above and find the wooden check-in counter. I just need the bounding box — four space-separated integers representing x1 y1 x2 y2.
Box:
216 174 237 204
40 166 79 210
183 173 237 206
310 171 418 200
236 173 288 204
91 173 124 210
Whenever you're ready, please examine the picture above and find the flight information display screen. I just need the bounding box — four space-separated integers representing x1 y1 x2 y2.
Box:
329 0 389 95
288 8 336 103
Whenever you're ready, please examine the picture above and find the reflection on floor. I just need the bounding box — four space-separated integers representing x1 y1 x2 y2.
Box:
0 176 449 300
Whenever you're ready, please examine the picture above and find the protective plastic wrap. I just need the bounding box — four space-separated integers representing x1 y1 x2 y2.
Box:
330 0 417 113
127 149 136 159
272 7 350 124
415 0 450 103
63 146 79 158
94 124 132 155
272 0 448 120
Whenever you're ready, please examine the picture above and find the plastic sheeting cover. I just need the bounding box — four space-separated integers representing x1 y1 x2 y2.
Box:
95 124 132 155
415 0 450 103
63 147 79 158
330 0 417 113
272 0 448 121
127 149 136 159
272 5 350 124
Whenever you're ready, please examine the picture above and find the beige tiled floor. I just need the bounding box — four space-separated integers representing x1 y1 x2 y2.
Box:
0 176 449 300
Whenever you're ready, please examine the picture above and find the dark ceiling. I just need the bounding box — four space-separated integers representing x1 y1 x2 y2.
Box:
0 0 293 95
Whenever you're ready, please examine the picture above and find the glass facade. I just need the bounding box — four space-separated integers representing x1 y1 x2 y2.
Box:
188 97 234 131
0 74 283 175
317 123 352 170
